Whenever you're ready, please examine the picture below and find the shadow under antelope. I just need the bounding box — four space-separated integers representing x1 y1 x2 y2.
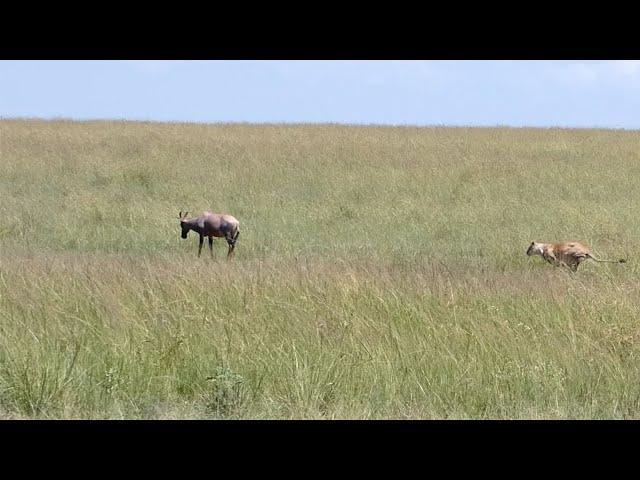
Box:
179 211 240 259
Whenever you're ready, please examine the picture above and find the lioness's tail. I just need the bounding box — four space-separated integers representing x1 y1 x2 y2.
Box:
587 254 627 264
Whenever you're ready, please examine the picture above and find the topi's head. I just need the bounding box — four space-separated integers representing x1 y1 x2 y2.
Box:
179 211 190 239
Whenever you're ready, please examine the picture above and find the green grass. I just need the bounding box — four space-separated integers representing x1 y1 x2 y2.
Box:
1 119 640 418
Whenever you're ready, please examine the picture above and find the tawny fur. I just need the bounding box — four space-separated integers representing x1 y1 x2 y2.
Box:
526 241 626 272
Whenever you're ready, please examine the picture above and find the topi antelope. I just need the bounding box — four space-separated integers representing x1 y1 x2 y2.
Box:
179 211 240 259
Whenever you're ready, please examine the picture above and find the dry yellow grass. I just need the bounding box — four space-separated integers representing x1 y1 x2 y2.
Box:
1 119 639 418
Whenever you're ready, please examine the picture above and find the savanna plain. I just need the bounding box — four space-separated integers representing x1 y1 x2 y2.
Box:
1 119 639 419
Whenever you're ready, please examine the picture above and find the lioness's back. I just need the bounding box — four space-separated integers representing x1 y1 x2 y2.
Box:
555 242 591 256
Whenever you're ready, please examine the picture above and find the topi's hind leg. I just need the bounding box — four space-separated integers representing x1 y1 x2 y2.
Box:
225 236 235 260
225 230 238 260
227 241 235 260
208 236 214 259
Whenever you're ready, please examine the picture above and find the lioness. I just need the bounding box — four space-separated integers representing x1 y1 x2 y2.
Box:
526 241 626 272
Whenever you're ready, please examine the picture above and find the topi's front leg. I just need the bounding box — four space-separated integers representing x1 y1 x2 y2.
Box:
198 234 204 258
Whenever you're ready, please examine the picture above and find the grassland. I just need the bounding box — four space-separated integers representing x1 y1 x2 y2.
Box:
1 119 640 419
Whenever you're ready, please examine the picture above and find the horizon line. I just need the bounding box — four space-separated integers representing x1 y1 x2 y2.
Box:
1 116 639 132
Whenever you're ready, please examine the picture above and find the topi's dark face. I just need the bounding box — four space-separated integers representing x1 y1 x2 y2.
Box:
180 221 189 239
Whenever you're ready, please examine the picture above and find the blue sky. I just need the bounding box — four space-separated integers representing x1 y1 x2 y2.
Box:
1 60 640 128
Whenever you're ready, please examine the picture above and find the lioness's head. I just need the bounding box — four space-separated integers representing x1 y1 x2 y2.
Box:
526 241 543 256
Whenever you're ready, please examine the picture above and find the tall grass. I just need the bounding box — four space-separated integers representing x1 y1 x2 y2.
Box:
1 119 639 418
